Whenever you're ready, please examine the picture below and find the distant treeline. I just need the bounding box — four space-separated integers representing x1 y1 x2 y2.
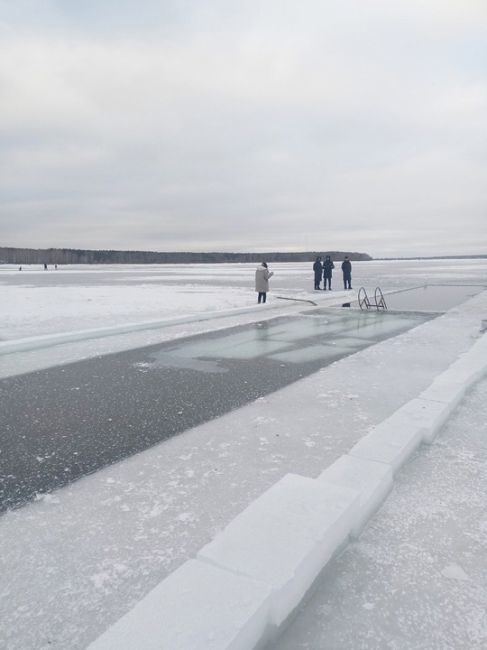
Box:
377 255 487 260
0 247 373 265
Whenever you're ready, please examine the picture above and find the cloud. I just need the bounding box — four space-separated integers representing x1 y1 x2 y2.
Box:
0 0 486 256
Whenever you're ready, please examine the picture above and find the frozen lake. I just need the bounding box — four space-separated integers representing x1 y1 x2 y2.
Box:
1 258 486 341
1 258 487 650
379 283 484 312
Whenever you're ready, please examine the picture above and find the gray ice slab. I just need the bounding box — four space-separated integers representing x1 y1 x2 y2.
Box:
157 326 292 361
318 455 393 536
153 311 426 366
144 352 227 374
87 559 272 650
270 344 358 364
346 315 421 340
198 474 359 627
218 339 292 359
330 336 371 348
268 320 336 342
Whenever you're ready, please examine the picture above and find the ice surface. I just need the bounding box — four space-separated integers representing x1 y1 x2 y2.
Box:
396 396 454 444
0 276 253 341
146 350 228 373
263 320 328 342
317 455 393 536
347 345 487 468
270 343 357 364
383 284 483 312
0 303 287 356
1 260 484 378
271 377 487 650
198 473 359 626
0 306 300 380
1 264 486 650
419 373 471 409
87 559 272 650
0 262 353 345
420 332 487 409
349 408 424 473
2 291 486 650
441 564 471 581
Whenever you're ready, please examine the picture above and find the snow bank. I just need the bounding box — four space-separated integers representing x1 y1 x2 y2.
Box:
87 474 359 649
272 377 487 650
348 407 425 473
317 455 393 536
87 559 273 650
418 331 487 442
421 374 475 411
198 473 359 627
0 303 286 356
395 397 454 444
350 332 487 464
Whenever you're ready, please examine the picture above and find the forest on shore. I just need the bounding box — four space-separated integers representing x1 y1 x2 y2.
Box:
0 247 373 265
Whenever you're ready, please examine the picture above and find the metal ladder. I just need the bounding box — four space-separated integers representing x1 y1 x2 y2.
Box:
358 286 388 310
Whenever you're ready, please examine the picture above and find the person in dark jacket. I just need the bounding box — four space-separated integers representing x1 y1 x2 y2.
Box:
322 255 335 290
341 256 352 289
313 256 323 290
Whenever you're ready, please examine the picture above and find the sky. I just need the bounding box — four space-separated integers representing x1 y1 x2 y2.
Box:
1 0 486 257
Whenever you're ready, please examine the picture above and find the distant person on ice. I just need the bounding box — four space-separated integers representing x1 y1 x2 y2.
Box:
341 256 352 290
313 256 322 290
255 262 273 304
322 255 335 290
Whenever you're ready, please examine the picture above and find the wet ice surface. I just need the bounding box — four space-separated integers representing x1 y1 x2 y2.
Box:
0 309 429 511
270 378 487 650
382 284 484 312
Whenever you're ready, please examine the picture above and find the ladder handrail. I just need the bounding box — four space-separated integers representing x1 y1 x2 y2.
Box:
358 286 388 310
374 286 387 310
358 287 370 310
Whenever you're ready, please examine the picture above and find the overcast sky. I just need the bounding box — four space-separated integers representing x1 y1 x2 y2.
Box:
1 0 486 257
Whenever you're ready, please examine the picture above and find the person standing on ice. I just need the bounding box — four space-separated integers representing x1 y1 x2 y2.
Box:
322 255 335 290
341 256 352 290
255 262 273 304
313 256 323 290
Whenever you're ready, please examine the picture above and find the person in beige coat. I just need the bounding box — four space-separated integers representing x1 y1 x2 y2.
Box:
255 262 274 304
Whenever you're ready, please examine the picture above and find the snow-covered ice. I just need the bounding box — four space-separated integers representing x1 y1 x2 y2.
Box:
198 473 359 627
318 455 393 537
87 559 273 650
1 258 486 342
349 409 425 473
1 260 487 649
270 376 487 650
